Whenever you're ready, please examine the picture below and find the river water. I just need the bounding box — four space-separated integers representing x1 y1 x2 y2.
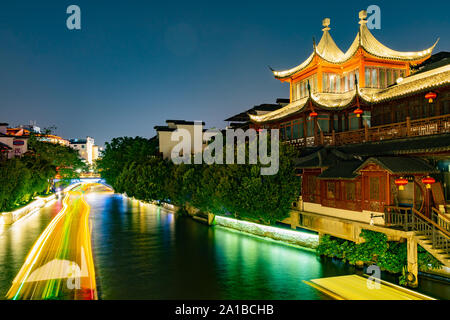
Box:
0 189 448 299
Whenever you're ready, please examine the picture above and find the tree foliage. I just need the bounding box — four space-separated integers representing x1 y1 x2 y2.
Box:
99 135 301 224
96 136 158 189
0 136 84 211
317 230 443 284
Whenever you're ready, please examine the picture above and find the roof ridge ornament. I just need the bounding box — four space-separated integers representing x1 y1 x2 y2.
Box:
358 10 367 25
322 18 330 31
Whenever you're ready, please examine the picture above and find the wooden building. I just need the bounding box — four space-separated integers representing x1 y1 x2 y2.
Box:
250 10 450 227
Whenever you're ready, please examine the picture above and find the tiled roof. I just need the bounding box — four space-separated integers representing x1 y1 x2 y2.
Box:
251 64 450 123
225 103 284 122
273 16 437 79
294 133 450 172
294 147 355 168
165 120 205 125
0 141 12 150
337 133 450 156
318 160 363 179
355 156 437 174
154 126 176 132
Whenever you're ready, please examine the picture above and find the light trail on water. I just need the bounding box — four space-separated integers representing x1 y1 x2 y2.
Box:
6 184 99 300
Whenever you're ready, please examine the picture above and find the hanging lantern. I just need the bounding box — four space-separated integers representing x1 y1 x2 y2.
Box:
309 111 318 118
354 108 363 118
421 176 435 189
424 92 437 103
394 177 408 190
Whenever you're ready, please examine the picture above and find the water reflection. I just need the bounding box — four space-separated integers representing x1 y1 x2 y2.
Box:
87 193 350 299
1 190 448 300
87 192 448 300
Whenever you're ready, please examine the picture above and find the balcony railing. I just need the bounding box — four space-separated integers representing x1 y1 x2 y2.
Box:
284 114 450 148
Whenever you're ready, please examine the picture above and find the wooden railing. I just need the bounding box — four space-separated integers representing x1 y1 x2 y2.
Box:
431 207 450 232
384 206 450 252
285 114 450 147
335 114 450 146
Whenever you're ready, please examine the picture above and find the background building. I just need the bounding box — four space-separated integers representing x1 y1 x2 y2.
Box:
154 120 207 160
224 98 289 130
0 123 28 159
6 123 69 146
69 137 99 165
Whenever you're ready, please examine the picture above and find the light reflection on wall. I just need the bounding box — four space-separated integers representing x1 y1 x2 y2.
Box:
214 215 318 249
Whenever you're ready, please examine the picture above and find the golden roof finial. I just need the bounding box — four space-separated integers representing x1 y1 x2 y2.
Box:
322 18 330 31
359 10 367 25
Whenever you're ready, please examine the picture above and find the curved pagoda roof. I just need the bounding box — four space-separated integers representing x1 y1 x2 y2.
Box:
273 11 438 79
250 64 450 123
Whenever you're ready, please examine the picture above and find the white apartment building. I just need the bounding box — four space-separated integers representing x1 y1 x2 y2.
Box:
69 136 99 165
154 120 208 160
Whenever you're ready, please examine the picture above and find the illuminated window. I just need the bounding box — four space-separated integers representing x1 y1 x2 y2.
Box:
365 67 406 88
349 113 359 130
369 177 380 200
280 126 286 140
307 175 317 195
327 182 335 199
293 121 299 139
292 74 318 101
345 182 356 201
318 114 330 133
371 68 377 87
323 73 340 93
307 118 314 136
365 68 371 87
342 69 359 92
286 124 291 140
298 120 304 138
393 69 400 82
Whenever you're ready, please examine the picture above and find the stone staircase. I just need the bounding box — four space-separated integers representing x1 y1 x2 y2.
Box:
385 206 450 268
416 235 450 268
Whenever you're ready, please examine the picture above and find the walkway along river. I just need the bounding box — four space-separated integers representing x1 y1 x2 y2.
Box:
1 184 448 299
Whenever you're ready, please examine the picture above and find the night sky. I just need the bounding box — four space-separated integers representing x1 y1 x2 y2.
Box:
1 0 448 146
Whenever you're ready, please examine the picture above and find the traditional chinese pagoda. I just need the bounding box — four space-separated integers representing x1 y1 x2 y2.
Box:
250 10 450 271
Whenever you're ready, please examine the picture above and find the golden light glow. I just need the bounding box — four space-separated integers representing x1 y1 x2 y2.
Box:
7 184 100 300
251 65 450 123
273 15 437 79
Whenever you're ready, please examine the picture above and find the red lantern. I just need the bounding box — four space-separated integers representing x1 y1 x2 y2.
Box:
421 176 435 189
309 111 318 118
354 108 363 118
394 177 408 191
425 92 437 103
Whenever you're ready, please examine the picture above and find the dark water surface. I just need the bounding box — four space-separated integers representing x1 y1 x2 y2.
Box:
1 190 448 299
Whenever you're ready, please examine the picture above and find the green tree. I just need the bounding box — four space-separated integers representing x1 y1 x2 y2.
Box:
0 134 85 211
97 136 158 189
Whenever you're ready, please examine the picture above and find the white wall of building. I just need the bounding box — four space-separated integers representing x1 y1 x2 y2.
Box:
157 121 206 161
70 136 97 165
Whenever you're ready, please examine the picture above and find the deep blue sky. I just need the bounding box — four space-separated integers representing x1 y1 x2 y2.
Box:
1 0 448 146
